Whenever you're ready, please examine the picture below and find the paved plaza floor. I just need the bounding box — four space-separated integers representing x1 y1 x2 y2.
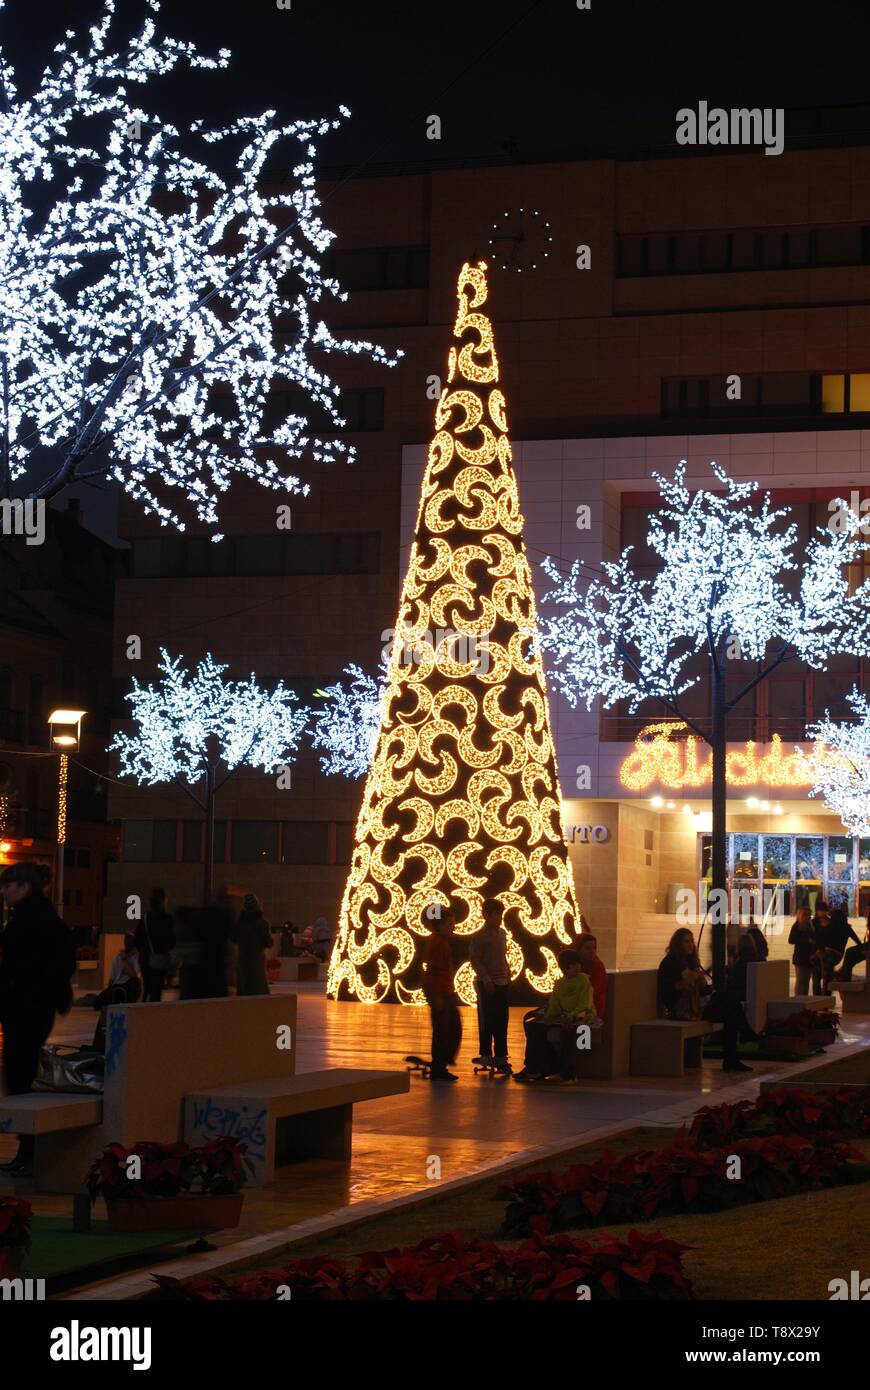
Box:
3 982 869 1298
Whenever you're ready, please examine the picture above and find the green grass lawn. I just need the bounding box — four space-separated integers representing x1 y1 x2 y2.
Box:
230 1130 870 1300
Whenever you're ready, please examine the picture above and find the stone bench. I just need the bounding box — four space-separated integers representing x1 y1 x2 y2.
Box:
766 995 836 1019
572 969 659 1079
630 1019 723 1078
0 1093 102 1138
8 995 405 1194
833 979 870 1014
183 1067 409 1186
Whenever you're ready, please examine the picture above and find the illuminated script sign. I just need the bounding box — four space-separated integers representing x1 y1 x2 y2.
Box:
619 722 814 792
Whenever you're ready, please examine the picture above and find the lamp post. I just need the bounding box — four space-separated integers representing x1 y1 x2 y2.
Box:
48 708 86 918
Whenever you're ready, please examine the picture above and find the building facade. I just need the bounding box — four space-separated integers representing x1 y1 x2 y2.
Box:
107 135 870 965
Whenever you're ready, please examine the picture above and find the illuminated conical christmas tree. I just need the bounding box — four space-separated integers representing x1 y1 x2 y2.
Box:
328 261 581 1004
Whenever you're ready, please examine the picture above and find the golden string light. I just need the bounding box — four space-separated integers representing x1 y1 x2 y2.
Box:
328 260 581 1005
57 753 69 844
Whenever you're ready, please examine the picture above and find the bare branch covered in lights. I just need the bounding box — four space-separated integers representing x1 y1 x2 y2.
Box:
0 0 400 534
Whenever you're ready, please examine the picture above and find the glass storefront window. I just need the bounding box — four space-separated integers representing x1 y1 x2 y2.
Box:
795 837 824 882
859 839 870 880
826 884 855 915
732 833 759 879
827 835 854 881
761 835 791 880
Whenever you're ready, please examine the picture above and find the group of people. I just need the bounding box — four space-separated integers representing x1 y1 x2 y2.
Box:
421 898 868 1083
98 892 336 1012
421 898 609 1083
788 903 869 996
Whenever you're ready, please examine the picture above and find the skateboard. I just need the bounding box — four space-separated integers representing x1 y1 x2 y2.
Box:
405 1054 432 1078
472 1054 512 1077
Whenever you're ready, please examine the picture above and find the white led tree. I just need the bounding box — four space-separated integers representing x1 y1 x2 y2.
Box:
0 0 399 535
310 660 387 779
540 463 870 986
806 689 870 836
110 649 309 900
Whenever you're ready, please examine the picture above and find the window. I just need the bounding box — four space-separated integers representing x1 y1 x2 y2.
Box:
77 848 90 869
281 821 329 864
330 245 429 292
617 221 870 278
181 821 202 863
124 822 153 862
231 821 278 863
822 374 846 413
234 536 283 576
336 822 355 865
850 374 870 412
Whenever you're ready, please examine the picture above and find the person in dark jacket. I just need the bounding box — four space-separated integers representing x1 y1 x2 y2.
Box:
788 906 816 996
134 887 176 1002
233 893 272 996
812 907 863 995
833 913 870 983
745 918 770 961
0 861 75 1177
657 928 754 1073
174 905 208 1000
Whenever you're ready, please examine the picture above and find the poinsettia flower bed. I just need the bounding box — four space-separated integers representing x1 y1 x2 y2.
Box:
763 1009 837 1038
142 1230 694 1301
497 1135 870 1238
0 1196 31 1255
689 1087 870 1148
85 1137 247 1203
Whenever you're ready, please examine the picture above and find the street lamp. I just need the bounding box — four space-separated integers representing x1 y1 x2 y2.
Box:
48 708 86 918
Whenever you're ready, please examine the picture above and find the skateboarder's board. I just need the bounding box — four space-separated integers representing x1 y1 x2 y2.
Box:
405 1054 431 1077
472 1055 512 1077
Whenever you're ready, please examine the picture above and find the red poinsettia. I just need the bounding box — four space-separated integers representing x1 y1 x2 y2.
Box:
0 1197 32 1253
85 1138 247 1203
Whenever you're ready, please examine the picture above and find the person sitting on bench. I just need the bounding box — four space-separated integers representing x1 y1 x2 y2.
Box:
833 912 870 983
92 935 142 1050
813 907 863 994
514 949 596 1084
657 928 754 1074
576 932 607 1018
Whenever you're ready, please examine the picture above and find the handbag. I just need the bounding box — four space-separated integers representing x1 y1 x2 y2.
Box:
33 1044 105 1094
143 914 171 972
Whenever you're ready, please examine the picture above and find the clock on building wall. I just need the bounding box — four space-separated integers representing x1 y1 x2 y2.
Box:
487 206 553 272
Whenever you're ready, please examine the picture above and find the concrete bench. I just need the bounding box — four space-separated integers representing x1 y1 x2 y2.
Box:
273 957 319 982
184 1067 409 1186
744 960 791 1035
631 1019 723 1078
0 1093 102 1137
572 969 659 1079
15 995 404 1194
766 995 836 1019
833 979 870 1014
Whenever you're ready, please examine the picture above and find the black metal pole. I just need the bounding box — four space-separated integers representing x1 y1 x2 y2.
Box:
710 662 728 991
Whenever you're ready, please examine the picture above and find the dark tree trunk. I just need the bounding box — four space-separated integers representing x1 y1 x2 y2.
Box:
709 662 728 991
203 761 216 906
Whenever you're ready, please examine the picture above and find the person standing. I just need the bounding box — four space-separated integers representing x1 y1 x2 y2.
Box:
0 862 75 1177
135 887 175 1002
233 893 273 996
469 898 511 1072
422 905 461 1082
788 906 816 996
813 906 863 995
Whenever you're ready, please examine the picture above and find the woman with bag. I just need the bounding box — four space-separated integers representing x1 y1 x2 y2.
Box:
657 928 755 1074
0 861 75 1178
134 887 176 1002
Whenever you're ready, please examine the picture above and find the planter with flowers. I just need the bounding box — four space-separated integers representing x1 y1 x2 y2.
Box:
265 956 281 985
807 1009 840 1048
761 1012 813 1057
86 1138 248 1233
0 1197 31 1277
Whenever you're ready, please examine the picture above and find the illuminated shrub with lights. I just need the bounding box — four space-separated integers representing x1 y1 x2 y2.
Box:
143 1230 694 1300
